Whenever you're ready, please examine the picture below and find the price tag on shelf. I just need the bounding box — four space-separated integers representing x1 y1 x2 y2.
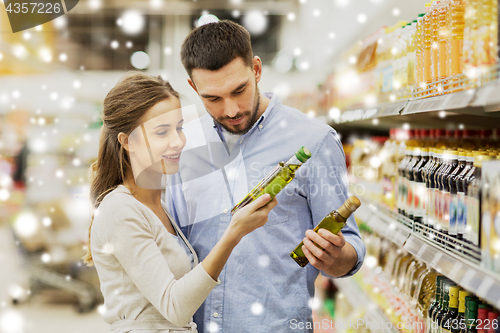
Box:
443 89 476 109
472 80 500 106
449 262 463 280
461 269 476 288
476 277 495 298
417 244 428 258
430 252 443 267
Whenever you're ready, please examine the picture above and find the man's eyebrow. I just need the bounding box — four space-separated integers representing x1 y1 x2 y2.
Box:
153 119 184 129
200 80 249 99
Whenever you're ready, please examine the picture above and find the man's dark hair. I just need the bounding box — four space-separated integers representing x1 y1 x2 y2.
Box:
180 20 253 78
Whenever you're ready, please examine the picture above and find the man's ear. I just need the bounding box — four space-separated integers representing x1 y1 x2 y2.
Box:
187 78 198 93
117 132 130 152
252 56 263 84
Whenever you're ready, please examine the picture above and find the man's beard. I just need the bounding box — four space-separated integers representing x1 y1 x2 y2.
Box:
214 84 261 135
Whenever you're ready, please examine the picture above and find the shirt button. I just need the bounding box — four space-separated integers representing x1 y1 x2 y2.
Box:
213 312 219 318
223 208 228 214
258 124 263 130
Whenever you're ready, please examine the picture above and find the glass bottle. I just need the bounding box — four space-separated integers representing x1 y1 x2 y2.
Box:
449 151 466 239
407 147 422 220
457 151 474 241
399 148 413 215
414 148 430 225
290 196 361 267
437 281 457 333
451 290 471 333
231 146 311 214
434 149 447 238
442 286 460 333
440 150 459 241
466 155 492 250
429 276 445 333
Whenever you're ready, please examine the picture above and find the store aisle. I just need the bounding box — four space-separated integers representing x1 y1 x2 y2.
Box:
0 226 108 333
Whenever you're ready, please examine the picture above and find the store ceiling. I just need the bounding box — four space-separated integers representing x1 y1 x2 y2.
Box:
71 0 297 15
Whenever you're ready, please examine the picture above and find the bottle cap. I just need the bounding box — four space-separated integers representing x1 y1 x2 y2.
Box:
473 155 492 168
480 129 493 139
449 286 460 308
458 290 470 313
454 129 463 139
295 147 311 163
446 129 454 138
337 196 361 220
418 13 426 17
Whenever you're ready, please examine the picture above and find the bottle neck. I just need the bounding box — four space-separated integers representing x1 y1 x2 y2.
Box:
286 155 303 166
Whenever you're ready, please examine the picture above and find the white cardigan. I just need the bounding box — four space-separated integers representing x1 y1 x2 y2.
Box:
90 185 219 332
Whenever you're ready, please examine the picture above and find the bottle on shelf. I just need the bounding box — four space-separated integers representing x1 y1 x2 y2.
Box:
424 3 433 95
290 196 361 267
429 275 445 333
414 148 430 225
438 0 450 93
450 290 471 333
436 280 458 333
406 147 422 220
431 0 441 95
231 146 311 214
457 150 475 241
399 147 413 215
466 154 492 252
449 0 466 91
440 150 458 241
464 297 480 333
449 151 467 239
442 286 461 333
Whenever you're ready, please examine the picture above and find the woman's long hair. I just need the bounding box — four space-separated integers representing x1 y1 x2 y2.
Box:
82 72 180 266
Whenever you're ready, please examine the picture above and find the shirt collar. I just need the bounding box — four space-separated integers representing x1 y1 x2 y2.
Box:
212 92 281 137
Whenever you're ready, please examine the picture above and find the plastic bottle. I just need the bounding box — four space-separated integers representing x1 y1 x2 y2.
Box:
409 20 418 87
406 147 421 219
463 0 479 85
432 1 441 95
424 3 433 95
416 13 426 95
438 0 450 93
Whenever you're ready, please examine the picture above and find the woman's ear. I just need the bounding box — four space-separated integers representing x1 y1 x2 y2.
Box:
117 132 130 152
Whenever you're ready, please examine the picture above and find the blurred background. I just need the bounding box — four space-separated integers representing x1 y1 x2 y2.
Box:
2 0 500 332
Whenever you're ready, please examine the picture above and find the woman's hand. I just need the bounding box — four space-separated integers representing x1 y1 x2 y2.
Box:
226 194 278 243
201 194 278 281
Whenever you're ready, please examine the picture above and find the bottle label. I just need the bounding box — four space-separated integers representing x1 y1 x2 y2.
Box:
482 211 491 269
493 213 500 272
442 191 450 232
427 187 435 227
414 182 426 218
407 180 415 216
399 175 406 213
434 188 441 229
449 193 458 236
467 195 480 246
457 191 465 234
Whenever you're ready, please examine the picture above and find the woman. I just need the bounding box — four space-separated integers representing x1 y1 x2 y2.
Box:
82 72 277 333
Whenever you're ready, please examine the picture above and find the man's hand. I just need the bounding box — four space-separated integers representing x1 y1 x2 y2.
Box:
301 229 357 277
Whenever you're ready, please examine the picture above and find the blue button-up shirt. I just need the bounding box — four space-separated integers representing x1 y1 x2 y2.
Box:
166 93 365 333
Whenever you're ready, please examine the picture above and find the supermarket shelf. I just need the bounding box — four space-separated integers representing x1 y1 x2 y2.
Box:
334 277 400 333
355 196 500 310
336 77 500 126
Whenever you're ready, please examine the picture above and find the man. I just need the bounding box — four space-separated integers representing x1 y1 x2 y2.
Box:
167 20 365 332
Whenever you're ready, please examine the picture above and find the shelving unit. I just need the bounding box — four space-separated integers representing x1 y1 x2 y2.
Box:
334 277 400 333
354 195 500 310
334 75 500 131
